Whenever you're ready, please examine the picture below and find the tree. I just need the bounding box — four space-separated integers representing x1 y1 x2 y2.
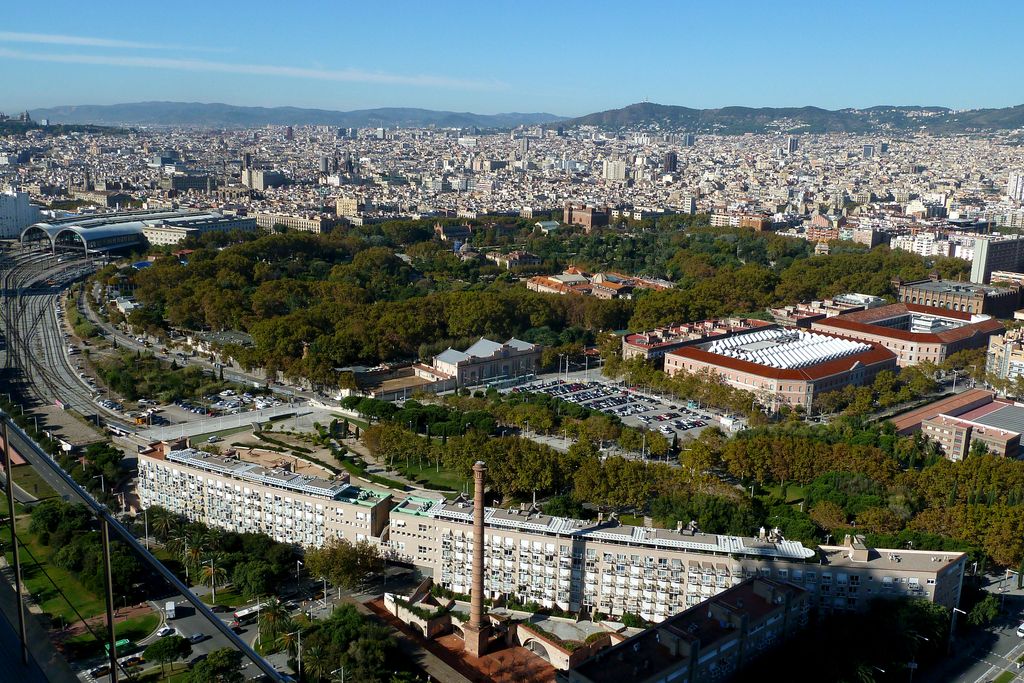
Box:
305 538 384 590
231 560 275 600
258 597 290 643
809 500 847 531
967 593 999 627
188 647 245 683
144 635 192 675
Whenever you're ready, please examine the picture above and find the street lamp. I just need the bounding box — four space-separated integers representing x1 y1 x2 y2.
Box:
92 474 106 494
283 628 302 677
296 559 304 595
205 557 217 604
331 666 345 683
948 607 967 654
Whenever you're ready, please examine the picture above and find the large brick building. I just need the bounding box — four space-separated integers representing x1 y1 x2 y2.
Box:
812 303 1004 367
563 203 610 231
895 278 1020 318
664 326 896 410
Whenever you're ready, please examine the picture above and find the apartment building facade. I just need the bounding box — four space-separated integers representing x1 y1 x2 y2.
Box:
569 578 809 683
137 447 392 547
387 497 965 623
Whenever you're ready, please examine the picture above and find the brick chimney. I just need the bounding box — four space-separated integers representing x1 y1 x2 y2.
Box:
463 460 490 657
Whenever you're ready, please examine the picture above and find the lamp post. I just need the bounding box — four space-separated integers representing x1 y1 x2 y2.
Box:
205 557 217 604
907 632 928 683
948 607 967 654
331 666 345 683
92 473 106 494
296 559 303 596
284 628 302 677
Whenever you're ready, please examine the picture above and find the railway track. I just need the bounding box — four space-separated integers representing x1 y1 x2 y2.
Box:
0 246 115 419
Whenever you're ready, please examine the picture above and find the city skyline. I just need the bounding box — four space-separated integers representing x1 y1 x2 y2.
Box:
4 0 1024 115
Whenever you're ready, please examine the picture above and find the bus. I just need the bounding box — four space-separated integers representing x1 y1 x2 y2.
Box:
233 602 267 624
104 638 132 655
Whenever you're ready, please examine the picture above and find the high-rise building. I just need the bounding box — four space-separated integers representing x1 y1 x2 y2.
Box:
1007 173 1024 202
319 155 330 174
880 141 890 155
602 159 628 181
682 133 695 147
863 144 876 158
284 126 294 141
787 136 799 154
662 150 678 173
0 186 43 238
517 138 530 160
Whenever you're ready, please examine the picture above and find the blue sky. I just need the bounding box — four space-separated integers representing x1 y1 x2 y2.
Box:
2 0 1022 116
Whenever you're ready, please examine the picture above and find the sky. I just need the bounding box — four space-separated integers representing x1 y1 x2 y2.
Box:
2 0 1023 116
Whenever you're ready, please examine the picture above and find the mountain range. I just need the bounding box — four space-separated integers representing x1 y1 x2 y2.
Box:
558 102 1024 134
28 101 565 129
25 100 1024 134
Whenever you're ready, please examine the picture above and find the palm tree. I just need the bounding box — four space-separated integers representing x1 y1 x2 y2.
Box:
200 553 227 598
302 644 328 682
147 507 176 542
258 597 288 643
275 619 299 657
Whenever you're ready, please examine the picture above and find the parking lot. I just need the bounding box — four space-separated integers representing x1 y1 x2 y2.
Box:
510 378 724 440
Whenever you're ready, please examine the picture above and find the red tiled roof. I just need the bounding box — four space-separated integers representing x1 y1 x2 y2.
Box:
814 303 1003 343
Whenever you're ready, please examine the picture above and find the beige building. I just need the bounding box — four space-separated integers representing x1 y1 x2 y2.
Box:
387 496 966 623
423 337 542 387
137 447 392 547
141 214 257 246
987 327 1024 384
254 212 337 234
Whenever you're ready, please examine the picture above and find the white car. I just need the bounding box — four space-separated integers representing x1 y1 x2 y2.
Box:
157 626 175 637
1016 622 1024 638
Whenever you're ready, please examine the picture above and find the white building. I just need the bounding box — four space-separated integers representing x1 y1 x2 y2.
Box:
1007 172 1024 203
137 446 392 547
602 160 628 182
0 187 42 239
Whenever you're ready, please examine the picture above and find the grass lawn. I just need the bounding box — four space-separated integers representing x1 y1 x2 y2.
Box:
9 464 58 499
202 586 244 608
619 513 666 528
0 518 105 624
392 459 463 492
764 483 806 505
136 661 191 682
993 671 1017 683
66 611 161 657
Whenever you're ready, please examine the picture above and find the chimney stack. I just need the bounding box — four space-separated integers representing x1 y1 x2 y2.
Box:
463 460 490 656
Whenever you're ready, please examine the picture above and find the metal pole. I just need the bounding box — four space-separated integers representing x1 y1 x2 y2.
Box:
143 509 149 550
2 420 28 665
101 519 119 682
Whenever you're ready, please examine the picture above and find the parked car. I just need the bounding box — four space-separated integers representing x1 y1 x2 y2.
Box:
156 626 175 637
189 632 207 644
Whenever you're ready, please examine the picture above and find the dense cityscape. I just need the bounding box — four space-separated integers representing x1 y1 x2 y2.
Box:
4 5 1024 683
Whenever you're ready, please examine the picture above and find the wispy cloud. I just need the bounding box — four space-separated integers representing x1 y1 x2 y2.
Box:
0 31 206 51
0 46 503 90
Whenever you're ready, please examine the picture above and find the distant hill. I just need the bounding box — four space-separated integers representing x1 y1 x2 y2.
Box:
28 101 565 129
558 102 1024 134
